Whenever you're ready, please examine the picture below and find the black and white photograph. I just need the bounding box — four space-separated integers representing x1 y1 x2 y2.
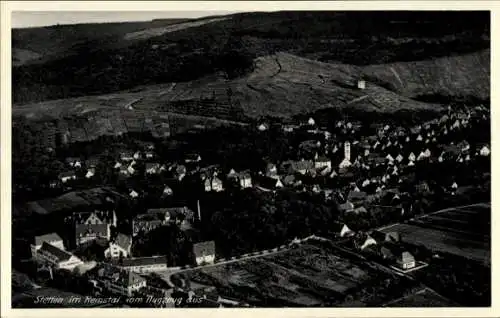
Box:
2 1 495 314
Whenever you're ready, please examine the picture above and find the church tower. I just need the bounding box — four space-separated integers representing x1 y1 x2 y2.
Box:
344 141 351 161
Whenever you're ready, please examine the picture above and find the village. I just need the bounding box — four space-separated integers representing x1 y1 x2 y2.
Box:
12 96 491 307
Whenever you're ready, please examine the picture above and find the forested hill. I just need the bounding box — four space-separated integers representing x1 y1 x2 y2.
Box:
13 11 490 105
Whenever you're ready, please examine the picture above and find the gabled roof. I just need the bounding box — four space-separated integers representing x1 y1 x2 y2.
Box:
76 224 109 237
291 160 314 171
39 242 73 262
145 162 160 170
59 171 76 178
34 233 63 246
348 191 367 201
119 256 167 267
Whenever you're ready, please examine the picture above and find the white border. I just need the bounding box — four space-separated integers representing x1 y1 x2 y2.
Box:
1 1 498 318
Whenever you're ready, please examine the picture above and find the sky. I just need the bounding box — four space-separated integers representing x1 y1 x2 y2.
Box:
11 11 240 29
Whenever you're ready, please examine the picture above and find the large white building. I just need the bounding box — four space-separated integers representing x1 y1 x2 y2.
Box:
34 242 84 271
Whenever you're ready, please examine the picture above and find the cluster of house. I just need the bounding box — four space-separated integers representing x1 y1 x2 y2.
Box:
332 222 418 271
30 204 217 299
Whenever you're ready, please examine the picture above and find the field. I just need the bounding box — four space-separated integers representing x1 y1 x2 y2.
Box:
383 288 456 307
380 203 490 266
180 243 413 307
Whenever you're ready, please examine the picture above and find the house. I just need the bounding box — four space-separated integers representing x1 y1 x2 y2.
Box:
257 123 268 131
127 165 136 175
119 165 134 176
255 175 283 192
226 169 238 179
361 179 370 188
31 233 65 258
290 160 314 175
265 163 279 179
105 233 132 259
193 241 216 265
318 165 332 176
417 151 427 161
480 145 490 156
65 157 82 168
75 224 111 247
314 155 331 170
129 189 139 198
115 256 168 273
307 117 316 126
338 158 352 169
72 210 116 226
132 151 141 160
359 235 377 250
70 210 115 247
185 154 202 163
381 244 416 270
162 185 174 196
357 80 366 90
329 170 338 179
97 265 147 297
203 176 224 192
161 206 195 223
59 171 76 183
385 154 394 164
311 184 321 193
335 222 355 237
283 125 298 133
132 213 167 237
416 181 430 193
35 242 84 270
85 157 100 168
85 168 96 179
397 251 416 269
237 171 252 188
120 151 135 162
174 164 187 181
145 163 161 174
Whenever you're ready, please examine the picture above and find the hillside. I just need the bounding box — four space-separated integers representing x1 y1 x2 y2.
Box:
12 18 189 66
14 48 489 118
362 50 490 101
12 11 489 105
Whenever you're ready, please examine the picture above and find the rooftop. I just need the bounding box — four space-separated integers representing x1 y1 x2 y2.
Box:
39 242 73 262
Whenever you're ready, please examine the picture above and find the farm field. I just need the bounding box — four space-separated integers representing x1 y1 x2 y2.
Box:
380 203 490 266
383 288 457 307
181 243 416 307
